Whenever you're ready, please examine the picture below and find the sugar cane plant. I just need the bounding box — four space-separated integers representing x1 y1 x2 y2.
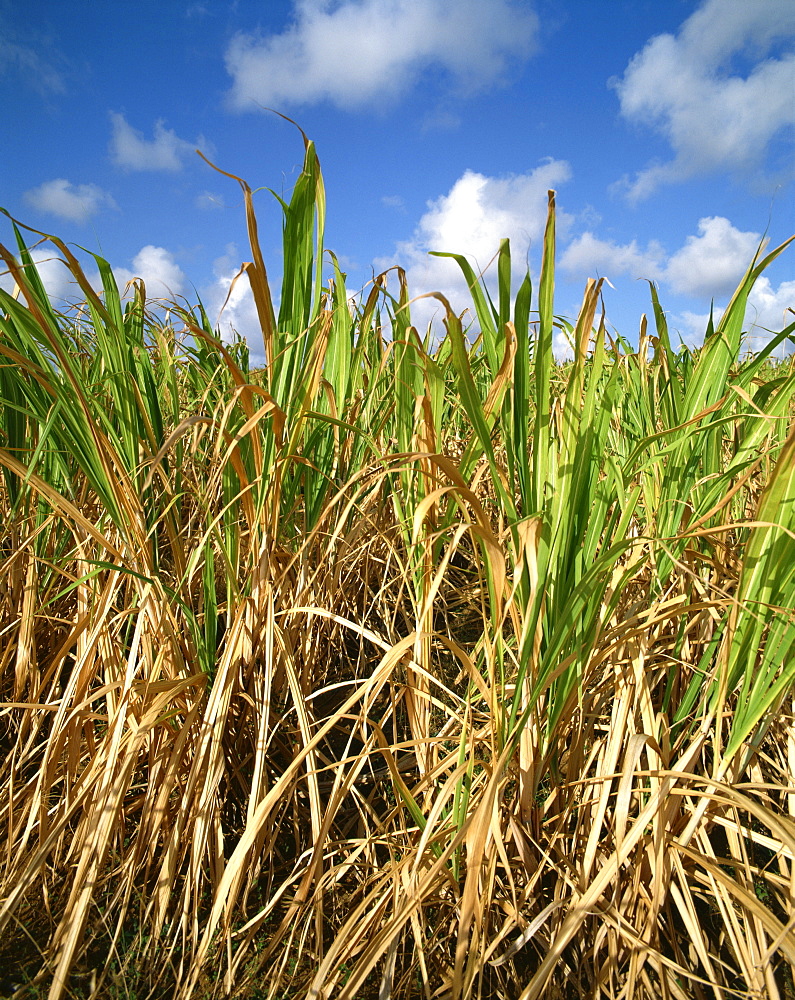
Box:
0 127 794 1000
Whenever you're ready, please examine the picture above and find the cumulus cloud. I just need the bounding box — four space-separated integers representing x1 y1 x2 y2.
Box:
562 216 765 303
113 246 187 300
224 0 538 110
664 216 762 298
34 250 85 300
1 245 191 307
560 232 665 283
381 159 572 333
202 252 265 360
0 246 98 302
22 249 78 300
109 112 200 171
23 179 117 224
611 0 795 200
677 276 795 353
746 276 795 333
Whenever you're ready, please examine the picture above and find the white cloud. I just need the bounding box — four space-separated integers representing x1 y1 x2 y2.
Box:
677 276 795 355
0 247 97 302
25 249 77 301
664 216 761 299
114 246 187 301
224 0 538 110
24 179 117 224
382 160 572 334
562 216 765 302
2 245 192 308
669 269 795 353
674 310 712 348
560 232 664 283
109 112 199 171
612 0 795 200
745 276 795 340
200 251 266 360
552 326 575 362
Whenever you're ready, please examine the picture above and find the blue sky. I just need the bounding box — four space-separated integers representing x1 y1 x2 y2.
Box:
1 0 793 360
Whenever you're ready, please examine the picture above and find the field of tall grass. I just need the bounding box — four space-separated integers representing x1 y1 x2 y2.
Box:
0 130 794 1000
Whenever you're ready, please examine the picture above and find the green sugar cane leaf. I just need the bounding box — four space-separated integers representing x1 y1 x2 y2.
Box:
544 280 606 603
202 538 218 677
736 319 795 386
274 138 325 341
443 301 497 466
555 280 604 500
2 211 123 335
453 320 518 518
511 271 532 505
8 223 65 328
325 251 353 410
646 280 684 426
532 191 556 517
728 618 795 764
9 397 64 513
684 234 795 423
392 334 418 459
428 250 500 375
496 237 511 364
724 418 795 760
93 252 125 331
621 396 728 478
